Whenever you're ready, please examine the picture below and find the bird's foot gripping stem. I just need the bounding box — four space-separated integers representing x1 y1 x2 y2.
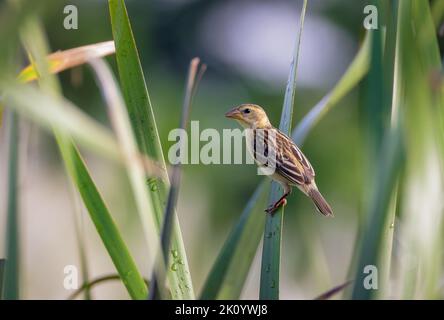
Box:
265 195 288 215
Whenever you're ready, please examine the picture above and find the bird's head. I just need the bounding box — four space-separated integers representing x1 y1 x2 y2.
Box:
225 104 272 129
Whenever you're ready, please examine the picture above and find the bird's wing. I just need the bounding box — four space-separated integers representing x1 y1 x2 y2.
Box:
278 130 315 179
252 129 314 185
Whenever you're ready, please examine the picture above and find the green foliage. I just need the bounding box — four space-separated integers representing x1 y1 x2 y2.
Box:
108 0 194 299
4 111 19 300
17 17 148 300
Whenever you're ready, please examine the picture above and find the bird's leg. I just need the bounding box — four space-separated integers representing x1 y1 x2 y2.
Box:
265 185 291 215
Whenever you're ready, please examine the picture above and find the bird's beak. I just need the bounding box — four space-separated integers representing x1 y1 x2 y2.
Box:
225 107 242 120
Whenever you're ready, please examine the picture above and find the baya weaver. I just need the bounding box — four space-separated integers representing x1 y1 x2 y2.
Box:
225 104 333 216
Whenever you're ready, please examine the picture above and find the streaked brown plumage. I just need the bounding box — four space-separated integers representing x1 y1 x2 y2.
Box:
225 104 333 216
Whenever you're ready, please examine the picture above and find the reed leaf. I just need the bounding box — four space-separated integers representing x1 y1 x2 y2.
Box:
350 127 404 299
0 259 5 299
2 83 120 160
3 111 19 300
395 0 444 299
259 0 307 300
89 58 162 297
149 58 204 299
200 182 268 300
18 17 148 300
108 0 194 299
350 1 403 299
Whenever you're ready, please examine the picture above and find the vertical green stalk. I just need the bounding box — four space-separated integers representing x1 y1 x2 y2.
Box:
72 204 92 300
259 0 307 300
0 258 5 299
4 111 19 300
108 0 194 299
149 58 203 300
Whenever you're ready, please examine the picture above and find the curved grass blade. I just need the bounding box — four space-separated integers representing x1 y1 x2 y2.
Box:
292 32 370 143
60 143 149 299
18 41 115 83
201 27 371 301
3 111 19 300
88 58 162 296
108 0 194 299
149 58 204 300
19 18 148 300
314 280 353 300
260 0 307 300
2 83 120 160
68 274 150 300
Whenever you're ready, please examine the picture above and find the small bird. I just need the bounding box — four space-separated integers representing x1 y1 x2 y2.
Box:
225 104 333 216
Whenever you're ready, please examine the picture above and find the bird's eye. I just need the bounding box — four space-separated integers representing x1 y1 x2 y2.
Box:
243 108 251 114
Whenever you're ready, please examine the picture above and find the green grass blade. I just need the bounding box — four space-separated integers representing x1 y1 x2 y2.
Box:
377 0 400 298
0 258 5 299
292 33 370 143
2 83 120 160
19 17 148 300
200 182 268 300
149 58 203 299
350 127 404 299
68 274 150 300
350 3 402 299
3 111 19 300
432 0 444 28
60 143 148 299
108 0 194 299
71 201 92 300
201 22 371 301
260 0 307 300
88 58 161 296
396 0 444 299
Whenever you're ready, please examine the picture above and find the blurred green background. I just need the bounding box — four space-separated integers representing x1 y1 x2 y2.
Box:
1 0 441 299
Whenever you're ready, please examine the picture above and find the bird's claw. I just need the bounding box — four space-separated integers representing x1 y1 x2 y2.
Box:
265 198 287 215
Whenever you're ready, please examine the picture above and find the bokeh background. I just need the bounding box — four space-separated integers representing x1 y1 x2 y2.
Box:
0 0 407 299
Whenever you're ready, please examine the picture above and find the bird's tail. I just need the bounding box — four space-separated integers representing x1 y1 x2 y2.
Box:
307 185 333 217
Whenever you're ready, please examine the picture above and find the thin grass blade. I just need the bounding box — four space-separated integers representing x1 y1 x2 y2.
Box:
200 182 268 300
2 83 120 160
88 58 162 297
314 280 353 300
149 58 204 300
3 111 19 300
0 258 5 299
292 33 370 143
260 0 307 300
68 274 150 300
351 126 404 299
108 0 194 299
60 143 149 299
